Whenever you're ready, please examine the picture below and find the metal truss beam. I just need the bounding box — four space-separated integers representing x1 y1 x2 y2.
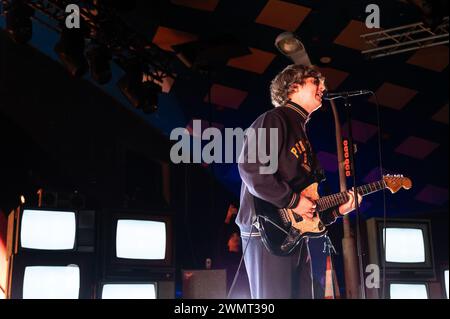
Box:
361 17 449 59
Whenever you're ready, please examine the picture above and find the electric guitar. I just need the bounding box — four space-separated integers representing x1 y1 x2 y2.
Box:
254 175 412 256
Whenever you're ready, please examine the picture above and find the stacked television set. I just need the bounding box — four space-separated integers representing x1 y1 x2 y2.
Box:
365 218 442 299
444 267 449 299
6 207 96 299
98 209 175 299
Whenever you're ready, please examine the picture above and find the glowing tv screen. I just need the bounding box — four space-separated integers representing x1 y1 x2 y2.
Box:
389 283 428 299
445 269 449 299
21 209 76 250
384 228 425 263
116 219 166 260
102 283 157 299
23 265 80 299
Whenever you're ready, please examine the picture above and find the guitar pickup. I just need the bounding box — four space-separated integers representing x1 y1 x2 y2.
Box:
293 213 303 223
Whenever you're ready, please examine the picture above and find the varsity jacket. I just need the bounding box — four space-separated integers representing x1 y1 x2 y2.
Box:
236 100 339 236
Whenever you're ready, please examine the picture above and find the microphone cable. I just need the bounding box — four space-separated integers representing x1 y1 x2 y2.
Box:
370 91 388 299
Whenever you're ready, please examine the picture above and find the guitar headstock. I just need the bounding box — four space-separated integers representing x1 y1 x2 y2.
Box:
383 174 413 193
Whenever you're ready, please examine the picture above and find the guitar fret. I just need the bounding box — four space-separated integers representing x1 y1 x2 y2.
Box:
330 195 336 209
326 196 332 210
343 192 348 204
315 179 388 213
333 194 339 207
336 193 343 206
327 196 333 209
326 196 332 209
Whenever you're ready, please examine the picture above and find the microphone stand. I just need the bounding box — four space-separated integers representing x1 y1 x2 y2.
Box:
343 94 366 299
328 99 360 299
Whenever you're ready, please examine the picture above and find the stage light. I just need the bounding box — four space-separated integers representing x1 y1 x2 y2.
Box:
117 65 162 114
5 0 34 44
54 28 88 77
274 32 312 66
86 44 112 84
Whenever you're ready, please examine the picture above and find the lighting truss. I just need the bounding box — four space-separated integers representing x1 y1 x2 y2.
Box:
0 0 176 82
361 16 449 59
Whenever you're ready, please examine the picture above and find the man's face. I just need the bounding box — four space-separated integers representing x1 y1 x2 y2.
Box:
291 76 326 112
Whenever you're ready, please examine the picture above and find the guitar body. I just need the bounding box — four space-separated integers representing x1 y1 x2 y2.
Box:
255 183 327 257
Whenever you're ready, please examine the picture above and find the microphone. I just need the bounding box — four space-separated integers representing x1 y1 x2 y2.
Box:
323 90 372 100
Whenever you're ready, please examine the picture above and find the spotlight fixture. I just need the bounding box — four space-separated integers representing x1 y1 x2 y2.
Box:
117 61 162 113
274 32 312 66
54 28 88 77
86 43 112 84
5 0 34 44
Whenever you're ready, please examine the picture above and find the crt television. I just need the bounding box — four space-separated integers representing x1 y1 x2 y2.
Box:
366 218 435 279
12 207 96 253
102 210 174 277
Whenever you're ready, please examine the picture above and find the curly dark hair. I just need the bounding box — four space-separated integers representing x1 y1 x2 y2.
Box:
270 64 324 107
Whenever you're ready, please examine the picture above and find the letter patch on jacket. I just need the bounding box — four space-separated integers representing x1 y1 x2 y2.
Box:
290 138 312 172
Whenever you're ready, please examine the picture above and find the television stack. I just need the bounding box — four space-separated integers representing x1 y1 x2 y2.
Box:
365 218 448 299
98 209 175 299
5 190 97 299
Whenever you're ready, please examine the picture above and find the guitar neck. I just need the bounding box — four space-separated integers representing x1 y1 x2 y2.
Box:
316 180 386 212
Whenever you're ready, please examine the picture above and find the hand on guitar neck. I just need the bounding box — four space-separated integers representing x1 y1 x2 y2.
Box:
292 188 362 221
337 188 363 216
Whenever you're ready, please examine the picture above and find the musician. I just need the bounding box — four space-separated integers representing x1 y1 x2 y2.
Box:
236 64 362 299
